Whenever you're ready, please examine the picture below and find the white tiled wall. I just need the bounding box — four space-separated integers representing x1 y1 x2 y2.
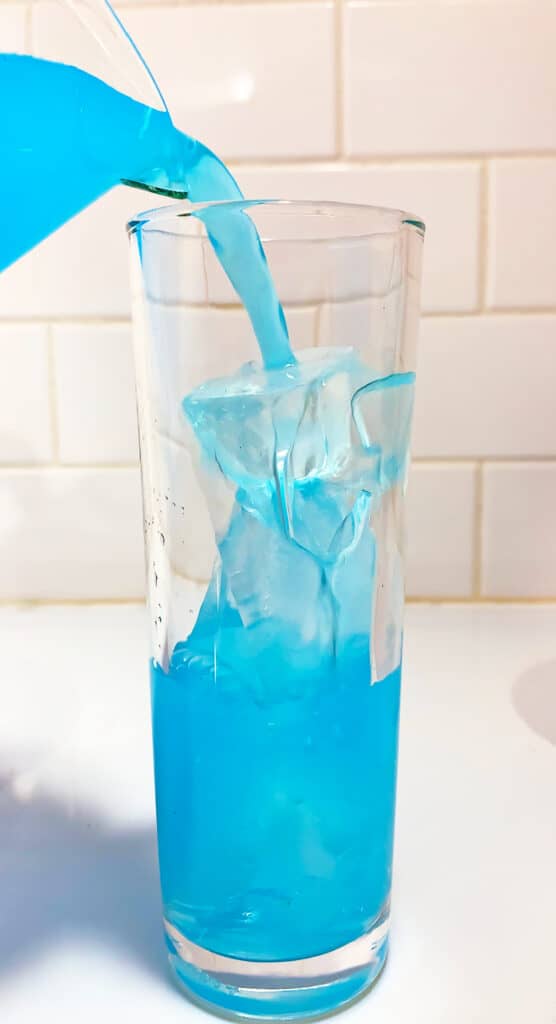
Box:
52 324 138 464
487 158 556 310
1 0 555 601
123 4 337 159
343 2 556 156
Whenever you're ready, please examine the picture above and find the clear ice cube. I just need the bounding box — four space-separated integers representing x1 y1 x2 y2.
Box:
180 347 415 694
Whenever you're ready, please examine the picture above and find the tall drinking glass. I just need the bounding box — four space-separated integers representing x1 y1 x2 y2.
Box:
128 200 424 1020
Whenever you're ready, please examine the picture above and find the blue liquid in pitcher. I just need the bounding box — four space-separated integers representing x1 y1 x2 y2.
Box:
0 54 292 367
2 41 413 1006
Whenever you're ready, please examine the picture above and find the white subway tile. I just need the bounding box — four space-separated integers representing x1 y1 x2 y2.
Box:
406 463 476 599
31 1 162 107
158 436 216 585
32 1 335 159
0 187 141 318
0 325 52 464
204 232 394 307
0 5 26 51
413 315 556 458
134 223 208 308
317 290 418 377
234 163 480 313
282 307 317 350
318 295 385 354
52 323 138 464
344 2 556 156
198 220 338 309
488 159 556 310
482 463 556 598
0 468 144 599
122 4 336 159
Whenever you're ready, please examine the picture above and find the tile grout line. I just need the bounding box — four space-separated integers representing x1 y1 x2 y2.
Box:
472 461 484 599
334 0 345 159
0 598 146 608
422 308 556 319
230 157 484 172
3 310 556 329
413 456 556 466
405 596 556 606
478 160 489 312
229 151 556 169
1 595 555 608
313 303 323 347
114 0 330 6
478 305 556 316
23 0 32 52
1 457 554 473
59 461 140 470
0 463 139 473
0 316 132 327
46 324 60 464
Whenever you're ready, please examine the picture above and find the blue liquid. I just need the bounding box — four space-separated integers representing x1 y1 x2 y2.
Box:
1 54 292 367
152 656 400 961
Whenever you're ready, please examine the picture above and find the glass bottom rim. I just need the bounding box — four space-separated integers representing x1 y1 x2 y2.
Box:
164 907 390 1021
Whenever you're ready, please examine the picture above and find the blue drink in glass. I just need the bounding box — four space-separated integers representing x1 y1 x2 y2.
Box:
2 14 423 1016
131 201 424 1019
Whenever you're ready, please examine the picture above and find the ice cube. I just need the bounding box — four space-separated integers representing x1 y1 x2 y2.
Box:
172 505 336 701
179 348 414 696
182 348 359 491
351 371 415 491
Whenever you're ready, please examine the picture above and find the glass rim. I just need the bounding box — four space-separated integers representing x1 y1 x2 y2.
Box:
127 198 426 243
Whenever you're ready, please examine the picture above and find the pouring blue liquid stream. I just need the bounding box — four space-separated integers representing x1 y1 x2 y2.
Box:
1 16 414 1015
0 53 293 368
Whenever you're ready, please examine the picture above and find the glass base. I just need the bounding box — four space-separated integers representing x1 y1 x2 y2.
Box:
164 911 389 1021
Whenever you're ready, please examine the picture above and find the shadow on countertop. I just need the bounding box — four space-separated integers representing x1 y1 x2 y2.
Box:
0 769 168 986
512 659 556 747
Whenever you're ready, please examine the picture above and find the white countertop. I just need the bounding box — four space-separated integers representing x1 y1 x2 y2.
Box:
0 604 555 1023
